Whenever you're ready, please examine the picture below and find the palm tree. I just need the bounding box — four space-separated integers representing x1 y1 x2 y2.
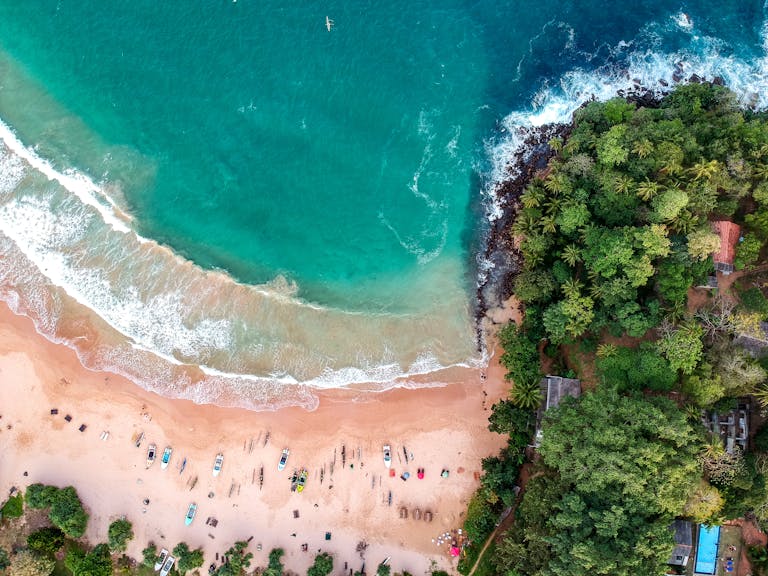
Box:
669 209 698 234
521 188 542 209
512 214 539 237
511 379 543 410
613 174 634 195
632 138 653 158
596 343 617 358
636 179 661 201
548 137 563 154
689 159 722 182
753 163 768 182
562 278 583 298
544 172 572 196
561 244 582 267
541 215 557 234
753 382 768 410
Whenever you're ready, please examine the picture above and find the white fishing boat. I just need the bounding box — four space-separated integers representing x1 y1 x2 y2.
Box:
160 446 173 470
325 16 334 31
159 555 175 576
154 548 168 572
278 448 290 471
146 443 157 468
212 453 224 477
383 444 391 469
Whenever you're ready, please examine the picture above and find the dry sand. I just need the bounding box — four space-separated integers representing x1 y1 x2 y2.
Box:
0 301 513 574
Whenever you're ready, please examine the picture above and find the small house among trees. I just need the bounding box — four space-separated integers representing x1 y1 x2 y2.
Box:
667 520 693 569
712 220 741 275
704 402 749 454
533 375 581 446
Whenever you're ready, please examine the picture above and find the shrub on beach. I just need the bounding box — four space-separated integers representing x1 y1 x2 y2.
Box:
173 542 204 574
141 543 158 568
264 548 285 576
307 552 334 576
1 493 23 519
25 485 57 510
48 487 88 539
107 518 133 553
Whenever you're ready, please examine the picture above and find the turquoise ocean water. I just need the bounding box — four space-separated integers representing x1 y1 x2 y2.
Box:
0 1 766 409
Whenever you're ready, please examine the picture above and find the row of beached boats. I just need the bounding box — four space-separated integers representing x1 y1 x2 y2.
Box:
153 548 175 576
144 445 222 478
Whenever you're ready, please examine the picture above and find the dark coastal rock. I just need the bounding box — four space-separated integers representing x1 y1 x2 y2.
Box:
475 122 570 330
659 79 669 87
689 73 703 84
713 76 725 86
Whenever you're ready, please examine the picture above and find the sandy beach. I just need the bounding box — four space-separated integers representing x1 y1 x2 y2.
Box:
0 300 512 574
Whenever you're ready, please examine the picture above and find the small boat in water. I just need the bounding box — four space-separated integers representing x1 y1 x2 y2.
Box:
185 503 197 526
161 446 173 470
146 444 157 468
212 453 224 477
154 548 169 571
325 16 334 31
160 555 175 576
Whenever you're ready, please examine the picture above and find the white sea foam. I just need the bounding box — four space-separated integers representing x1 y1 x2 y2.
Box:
485 12 768 228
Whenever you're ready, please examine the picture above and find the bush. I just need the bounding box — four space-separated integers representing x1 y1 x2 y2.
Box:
27 528 65 555
0 548 9 570
174 542 204 575
307 553 333 576
141 544 158 568
49 487 88 538
739 287 768 316
107 519 133 553
65 543 112 576
25 485 57 510
9 549 55 576
755 422 768 453
463 491 497 542
265 548 284 576
1 493 23 519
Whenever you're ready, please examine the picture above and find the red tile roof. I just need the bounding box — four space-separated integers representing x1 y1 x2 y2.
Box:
713 221 741 265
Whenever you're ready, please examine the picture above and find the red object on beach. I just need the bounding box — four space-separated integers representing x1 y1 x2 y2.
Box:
450 546 460 557
389 469 396 477
417 468 424 479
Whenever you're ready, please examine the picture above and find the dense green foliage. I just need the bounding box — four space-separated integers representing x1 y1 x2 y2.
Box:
27 528 65 556
64 543 113 576
1 493 24 519
173 542 204 574
264 548 285 576
514 84 768 343
140 543 158 569
307 552 334 576
484 84 768 575
0 548 9 570
214 541 253 576
9 549 55 576
497 390 701 576
25 485 58 510
108 519 134 553
47 487 88 539
24 485 88 538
